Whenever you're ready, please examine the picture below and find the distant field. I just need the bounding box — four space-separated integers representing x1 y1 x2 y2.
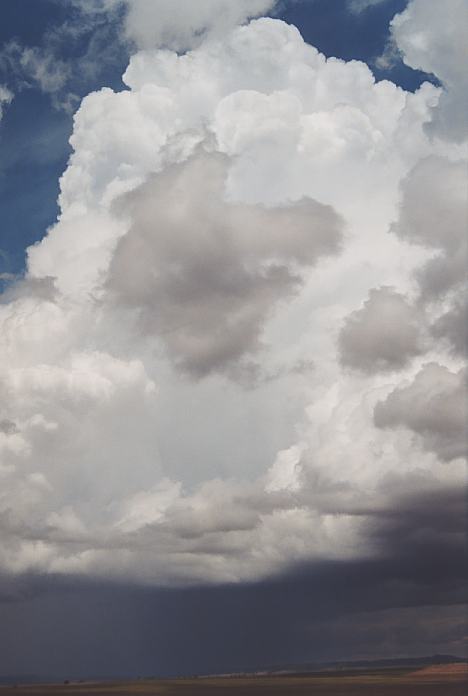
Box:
2 664 467 696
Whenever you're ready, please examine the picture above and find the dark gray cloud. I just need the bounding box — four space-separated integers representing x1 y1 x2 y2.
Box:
388 155 467 360
107 151 343 378
0 484 465 679
0 419 17 434
415 247 467 304
432 296 468 357
391 156 465 253
338 154 467 377
391 156 467 302
338 287 424 373
374 363 467 461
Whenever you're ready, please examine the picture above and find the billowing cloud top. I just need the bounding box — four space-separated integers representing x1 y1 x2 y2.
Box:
0 0 466 587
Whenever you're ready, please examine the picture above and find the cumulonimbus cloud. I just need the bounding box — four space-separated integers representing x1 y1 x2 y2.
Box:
0 2 466 586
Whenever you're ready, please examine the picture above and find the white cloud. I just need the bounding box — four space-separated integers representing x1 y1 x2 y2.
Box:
0 7 466 585
119 0 279 51
265 444 305 493
28 210 127 297
72 0 279 52
47 17 439 243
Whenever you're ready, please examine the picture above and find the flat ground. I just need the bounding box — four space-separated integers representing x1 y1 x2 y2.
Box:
2 664 467 696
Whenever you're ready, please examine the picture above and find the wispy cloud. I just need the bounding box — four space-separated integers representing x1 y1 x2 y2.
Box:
0 83 13 119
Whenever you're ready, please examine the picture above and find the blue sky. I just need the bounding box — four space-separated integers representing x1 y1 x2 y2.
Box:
0 0 128 278
0 0 436 280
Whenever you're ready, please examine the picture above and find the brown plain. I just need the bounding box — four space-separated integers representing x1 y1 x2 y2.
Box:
1 664 467 696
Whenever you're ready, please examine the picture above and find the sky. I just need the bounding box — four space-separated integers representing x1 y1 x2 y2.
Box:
0 0 466 681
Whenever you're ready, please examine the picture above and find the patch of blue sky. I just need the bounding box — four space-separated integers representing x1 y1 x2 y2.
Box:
278 0 438 91
0 1 127 286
